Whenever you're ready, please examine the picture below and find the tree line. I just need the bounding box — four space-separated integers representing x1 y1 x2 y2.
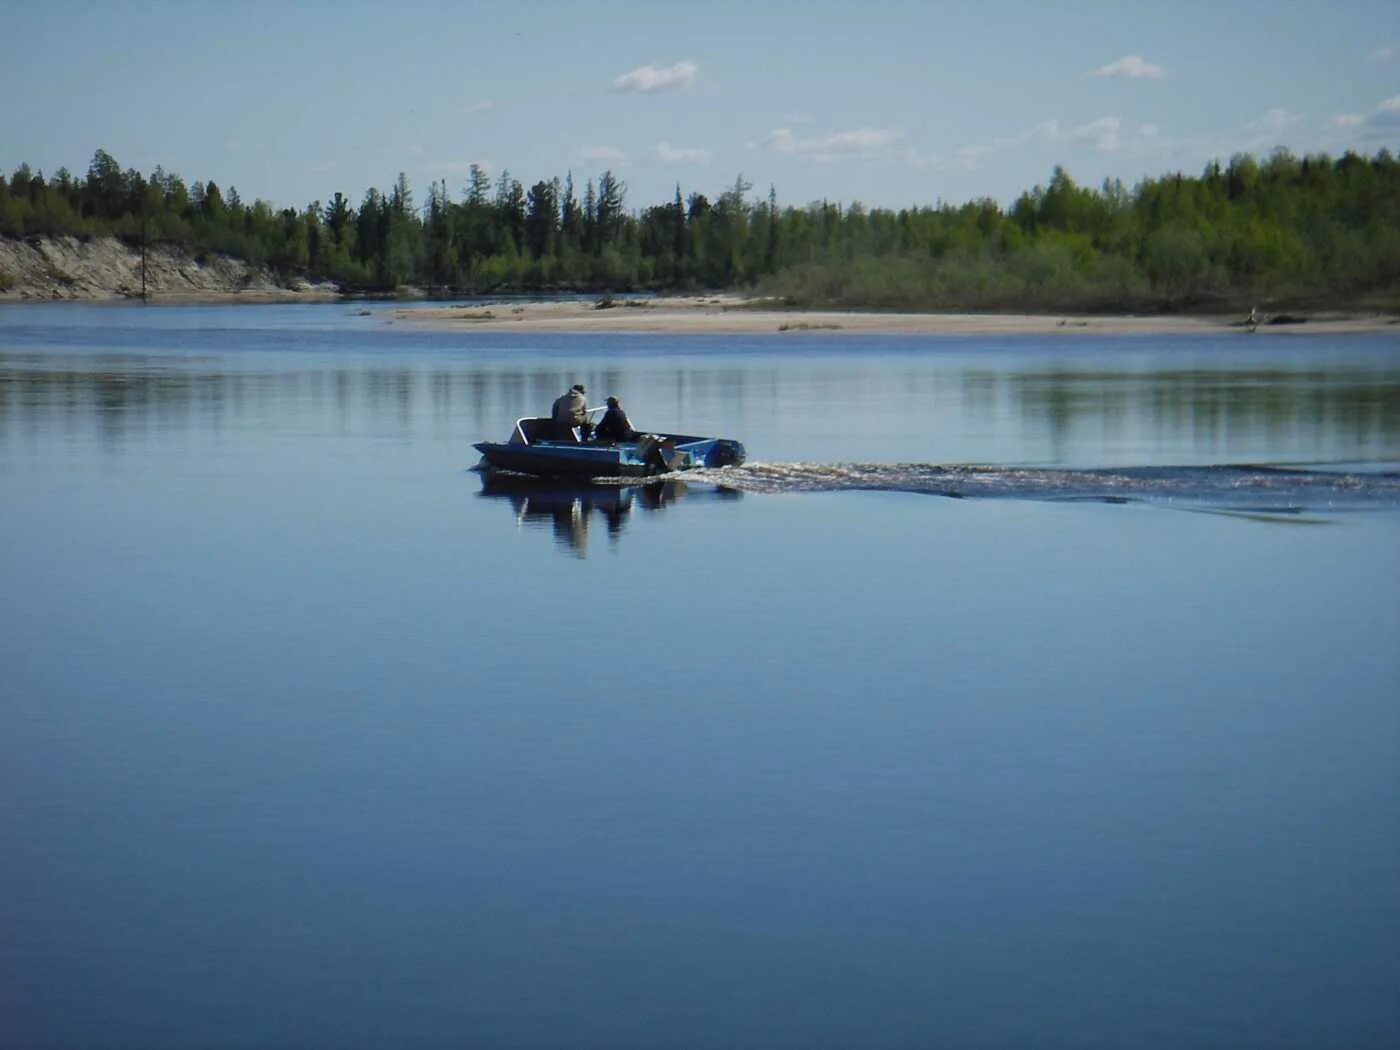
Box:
2 145 1398 310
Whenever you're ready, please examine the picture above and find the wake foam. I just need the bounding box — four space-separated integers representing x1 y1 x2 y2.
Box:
676 462 1400 512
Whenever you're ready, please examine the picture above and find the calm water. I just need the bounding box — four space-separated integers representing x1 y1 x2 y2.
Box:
2 303 1398 1049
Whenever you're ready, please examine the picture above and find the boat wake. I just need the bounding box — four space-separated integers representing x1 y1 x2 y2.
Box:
674 462 1400 513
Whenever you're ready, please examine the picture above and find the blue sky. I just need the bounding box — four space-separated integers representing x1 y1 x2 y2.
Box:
3 0 1397 214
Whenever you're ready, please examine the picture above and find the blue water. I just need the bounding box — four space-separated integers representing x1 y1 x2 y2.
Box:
2 303 1398 1049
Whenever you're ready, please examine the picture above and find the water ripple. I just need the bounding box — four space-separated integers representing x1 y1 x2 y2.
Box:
677 462 1400 512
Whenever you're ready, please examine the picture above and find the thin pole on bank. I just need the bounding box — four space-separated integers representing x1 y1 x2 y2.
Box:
140 193 147 302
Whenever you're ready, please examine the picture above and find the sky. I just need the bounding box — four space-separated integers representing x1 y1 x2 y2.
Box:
3 0 1398 215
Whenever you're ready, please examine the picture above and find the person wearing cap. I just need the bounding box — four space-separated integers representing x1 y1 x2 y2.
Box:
551 382 592 441
594 395 638 444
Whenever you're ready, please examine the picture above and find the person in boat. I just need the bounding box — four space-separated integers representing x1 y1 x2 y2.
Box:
551 383 592 441
594 395 639 444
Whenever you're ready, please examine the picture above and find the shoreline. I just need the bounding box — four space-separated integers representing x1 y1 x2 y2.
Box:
3 289 1396 335
0 289 343 305
388 295 1400 336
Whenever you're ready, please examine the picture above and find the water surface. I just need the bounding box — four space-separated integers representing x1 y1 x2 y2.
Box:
2 303 1398 1049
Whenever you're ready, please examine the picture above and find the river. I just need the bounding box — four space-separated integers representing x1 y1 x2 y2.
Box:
2 302 1397 1049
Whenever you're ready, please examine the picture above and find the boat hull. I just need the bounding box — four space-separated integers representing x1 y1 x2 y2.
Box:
473 434 745 480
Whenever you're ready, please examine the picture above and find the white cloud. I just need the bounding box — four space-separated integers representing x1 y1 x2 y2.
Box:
1368 45 1396 61
952 114 1178 168
781 113 815 125
1362 95 1400 136
765 129 796 152
464 100 495 114
901 141 998 172
1073 117 1123 151
612 61 697 93
1253 107 1304 133
1229 108 1309 153
1037 116 1123 152
654 142 711 165
901 147 945 170
574 146 628 165
1091 54 1166 80
764 126 904 161
1330 95 1400 139
955 145 994 170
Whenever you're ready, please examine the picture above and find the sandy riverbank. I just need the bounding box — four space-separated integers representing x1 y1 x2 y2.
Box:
0 235 339 303
392 295 1400 335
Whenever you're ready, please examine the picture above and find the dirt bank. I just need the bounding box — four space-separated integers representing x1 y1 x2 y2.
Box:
0 235 339 302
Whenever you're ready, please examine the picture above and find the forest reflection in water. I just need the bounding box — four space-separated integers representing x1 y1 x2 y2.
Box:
1 352 1397 464
476 472 742 558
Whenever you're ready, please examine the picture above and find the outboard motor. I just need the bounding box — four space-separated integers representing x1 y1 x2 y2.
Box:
707 440 746 468
635 435 680 473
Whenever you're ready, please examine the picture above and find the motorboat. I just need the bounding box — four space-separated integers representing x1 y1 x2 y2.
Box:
474 412 746 479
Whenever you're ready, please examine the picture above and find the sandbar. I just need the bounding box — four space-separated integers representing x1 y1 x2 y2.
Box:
391 295 1399 336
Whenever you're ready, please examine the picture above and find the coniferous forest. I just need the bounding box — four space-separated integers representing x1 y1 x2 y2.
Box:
2 146 1398 310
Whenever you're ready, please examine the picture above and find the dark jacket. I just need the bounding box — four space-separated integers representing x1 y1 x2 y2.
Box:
595 404 637 442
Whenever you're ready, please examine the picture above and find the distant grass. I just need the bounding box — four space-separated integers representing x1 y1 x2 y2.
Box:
754 255 1400 317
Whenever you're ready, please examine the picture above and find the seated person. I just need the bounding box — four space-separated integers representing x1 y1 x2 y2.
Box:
551 382 592 441
594 395 639 443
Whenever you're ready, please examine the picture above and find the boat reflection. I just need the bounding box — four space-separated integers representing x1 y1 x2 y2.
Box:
476 471 741 557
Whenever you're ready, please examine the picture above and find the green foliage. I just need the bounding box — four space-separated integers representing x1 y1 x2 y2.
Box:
4 147 1400 307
